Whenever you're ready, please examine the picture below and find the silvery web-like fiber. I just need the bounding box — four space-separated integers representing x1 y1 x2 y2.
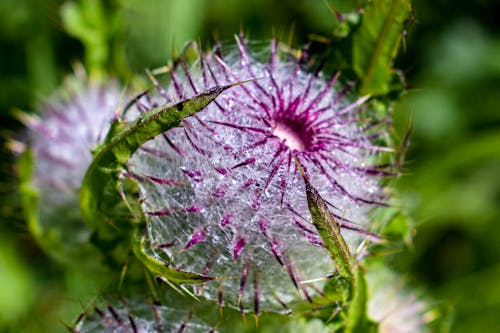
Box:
129 36 392 313
74 300 217 333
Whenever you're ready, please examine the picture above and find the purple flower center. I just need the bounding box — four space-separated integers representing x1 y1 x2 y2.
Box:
272 117 312 152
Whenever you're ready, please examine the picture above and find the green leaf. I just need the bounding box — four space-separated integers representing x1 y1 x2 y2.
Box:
352 0 412 96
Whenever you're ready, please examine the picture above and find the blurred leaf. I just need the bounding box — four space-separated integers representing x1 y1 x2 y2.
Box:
352 0 412 96
61 0 127 77
122 0 205 70
0 236 34 325
437 262 500 333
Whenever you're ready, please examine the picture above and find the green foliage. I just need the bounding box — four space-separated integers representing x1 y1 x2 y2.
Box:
5 0 499 331
352 0 412 96
61 0 129 78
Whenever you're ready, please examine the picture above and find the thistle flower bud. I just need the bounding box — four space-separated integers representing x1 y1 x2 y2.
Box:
368 268 433 333
20 72 122 264
73 299 218 333
129 37 392 312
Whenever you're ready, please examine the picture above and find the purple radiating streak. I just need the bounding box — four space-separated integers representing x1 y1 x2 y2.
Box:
257 217 270 236
332 80 355 106
218 284 224 311
107 306 123 325
150 301 161 326
294 218 316 234
43 103 72 125
146 69 170 103
154 240 177 249
238 261 250 305
212 185 226 198
134 99 150 113
199 51 209 88
270 238 284 266
306 155 354 200
235 35 273 101
231 157 256 170
147 205 203 216
183 127 211 156
232 237 246 260
214 167 229 175
144 175 185 186
262 155 286 193
243 178 256 188
284 94 303 118
282 251 299 291
266 67 282 112
257 217 285 266
37 149 78 168
221 213 232 227
269 38 276 70
208 120 268 135
202 252 218 276
169 71 184 100
181 169 203 182
214 55 272 118
273 293 292 313
139 145 173 160
293 267 314 304
303 72 340 113
235 137 269 156
128 315 138 333
279 155 293 205
253 269 260 321
182 228 207 251
162 133 184 156
181 61 198 95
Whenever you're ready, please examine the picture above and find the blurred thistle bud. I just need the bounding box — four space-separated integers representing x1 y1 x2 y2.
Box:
72 298 218 333
17 68 123 265
367 267 436 333
129 36 394 313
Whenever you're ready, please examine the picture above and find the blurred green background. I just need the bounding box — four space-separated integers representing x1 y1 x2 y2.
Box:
0 0 499 332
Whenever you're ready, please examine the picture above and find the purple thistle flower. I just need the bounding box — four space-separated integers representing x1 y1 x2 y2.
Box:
19 72 123 263
368 268 433 333
129 36 393 312
24 75 121 195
